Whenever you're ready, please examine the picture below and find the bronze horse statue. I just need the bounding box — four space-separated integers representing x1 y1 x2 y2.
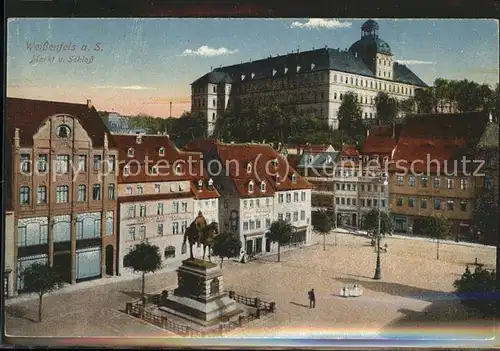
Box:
182 218 219 262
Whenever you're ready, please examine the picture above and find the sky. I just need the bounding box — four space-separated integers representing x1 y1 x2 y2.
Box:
7 18 499 118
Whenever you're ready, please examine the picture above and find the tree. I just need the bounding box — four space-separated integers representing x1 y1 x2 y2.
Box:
21 263 65 322
473 190 499 246
170 112 208 147
453 265 496 317
313 210 336 250
123 242 162 297
375 92 399 123
399 98 417 116
421 214 452 260
361 208 393 238
212 232 242 268
414 87 436 113
338 92 363 131
266 219 294 262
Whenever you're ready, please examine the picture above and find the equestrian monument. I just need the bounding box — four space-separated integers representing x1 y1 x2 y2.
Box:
159 211 243 326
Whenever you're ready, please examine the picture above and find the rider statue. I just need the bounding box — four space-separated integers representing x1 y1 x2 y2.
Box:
194 211 207 242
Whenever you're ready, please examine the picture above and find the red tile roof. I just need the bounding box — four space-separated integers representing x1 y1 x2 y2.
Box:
287 154 301 169
299 144 333 153
362 124 400 155
184 139 313 198
114 134 204 183
340 145 360 157
6 97 115 148
390 112 489 173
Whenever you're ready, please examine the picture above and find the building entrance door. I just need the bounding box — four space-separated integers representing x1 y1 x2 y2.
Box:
53 252 72 284
105 245 114 276
255 238 263 254
246 240 253 255
265 238 271 252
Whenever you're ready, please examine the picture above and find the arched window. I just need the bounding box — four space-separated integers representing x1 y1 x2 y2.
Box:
20 186 30 205
164 246 175 259
56 124 71 138
108 184 115 200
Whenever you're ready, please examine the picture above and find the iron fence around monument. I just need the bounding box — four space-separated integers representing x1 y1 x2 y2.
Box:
125 290 276 336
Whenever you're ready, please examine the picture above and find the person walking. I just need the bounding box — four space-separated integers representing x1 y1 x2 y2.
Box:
308 288 316 308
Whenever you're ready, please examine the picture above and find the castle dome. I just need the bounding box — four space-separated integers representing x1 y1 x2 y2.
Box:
349 19 392 56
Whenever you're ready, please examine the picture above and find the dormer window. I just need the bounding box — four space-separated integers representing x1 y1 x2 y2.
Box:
260 181 266 192
308 155 314 164
150 166 158 175
326 156 332 164
284 67 288 74
251 73 255 79
127 148 134 157
296 65 301 73
136 135 142 144
246 162 252 174
291 173 297 183
159 147 165 156
248 180 254 193
272 69 277 76
311 63 315 70
208 178 214 190
272 158 278 168
197 179 203 190
241 74 246 81
123 165 130 175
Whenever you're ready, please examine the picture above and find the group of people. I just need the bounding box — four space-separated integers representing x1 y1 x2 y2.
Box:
340 284 363 297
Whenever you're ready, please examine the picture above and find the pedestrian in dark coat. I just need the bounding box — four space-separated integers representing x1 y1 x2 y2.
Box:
308 288 316 308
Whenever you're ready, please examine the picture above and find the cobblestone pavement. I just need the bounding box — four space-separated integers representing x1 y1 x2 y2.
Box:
5 233 496 340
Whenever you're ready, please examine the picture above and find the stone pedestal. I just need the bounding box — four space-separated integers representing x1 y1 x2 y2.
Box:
160 259 243 326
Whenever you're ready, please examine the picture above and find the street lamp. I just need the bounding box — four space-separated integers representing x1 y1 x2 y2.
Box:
373 174 389 280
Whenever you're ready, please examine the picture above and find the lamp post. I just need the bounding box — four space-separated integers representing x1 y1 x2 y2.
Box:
373 175 388 280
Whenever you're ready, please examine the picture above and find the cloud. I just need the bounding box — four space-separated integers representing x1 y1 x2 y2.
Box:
395 60 437 65
290 19 352 29
181 45 238 57
92 85 156 90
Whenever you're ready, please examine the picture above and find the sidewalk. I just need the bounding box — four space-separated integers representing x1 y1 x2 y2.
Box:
5 242 318 306
333 227 496 250
5 258 186 306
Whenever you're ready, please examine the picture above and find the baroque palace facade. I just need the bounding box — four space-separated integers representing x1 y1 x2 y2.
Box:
191 19 428 135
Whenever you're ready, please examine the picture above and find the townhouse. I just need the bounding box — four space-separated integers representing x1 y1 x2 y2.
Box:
5 98 118 296
388 112 489 236
184 139 313 255
114 134 219 274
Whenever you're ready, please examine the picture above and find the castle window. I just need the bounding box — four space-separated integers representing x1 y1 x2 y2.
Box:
159 147 165 156
334 74 337 82
355 78 358 86
334 92 337 100
340 93 343 100
350 77 353 85
345 77 348 84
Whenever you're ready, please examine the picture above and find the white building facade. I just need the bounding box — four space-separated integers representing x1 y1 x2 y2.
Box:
184 140 313 256
191 19 428 135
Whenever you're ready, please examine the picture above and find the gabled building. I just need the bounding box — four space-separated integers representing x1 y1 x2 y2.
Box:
191 20 428 135
114 134 219 274
388 112 489 236
184 139 313 256
5 97 118 296
295 150 339 214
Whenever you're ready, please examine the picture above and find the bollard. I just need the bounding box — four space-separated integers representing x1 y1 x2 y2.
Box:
270 302 276 313
229 291 234 299
256 308 261 319
238 315 244 327
126 302 132 314
254 297 260 308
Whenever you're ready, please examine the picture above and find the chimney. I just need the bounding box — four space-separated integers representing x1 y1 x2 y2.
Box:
14 128 20 148
169 101 172 118
87 99 93 109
